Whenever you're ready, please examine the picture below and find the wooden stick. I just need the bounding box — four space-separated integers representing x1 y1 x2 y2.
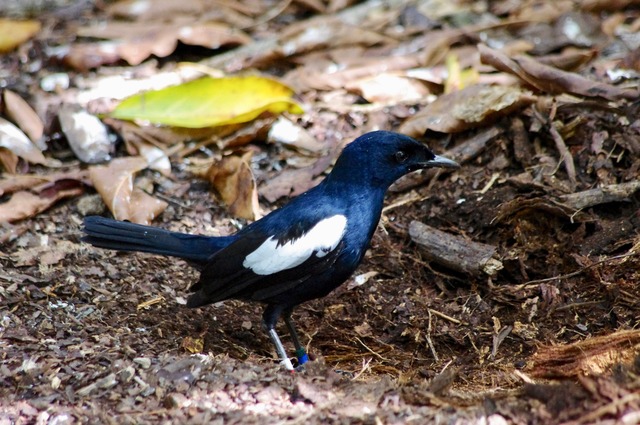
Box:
409 221 503 276
559 181 640 210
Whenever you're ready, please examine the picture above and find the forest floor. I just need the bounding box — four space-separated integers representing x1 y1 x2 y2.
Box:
1 0 640 423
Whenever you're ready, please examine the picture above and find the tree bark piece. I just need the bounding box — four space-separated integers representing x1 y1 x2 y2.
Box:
559 181 640 210
409 221 503 276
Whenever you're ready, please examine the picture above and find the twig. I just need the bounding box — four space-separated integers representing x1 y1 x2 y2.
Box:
555 300 603 312
428 308 462 325
559 181 640 210
354 337 389 361
241 0 293 29
426 309 439 362
382 192 425 213
512 369 535 384
532 107 577 189
549 122 577 189
479 172 500 194
351 357 374 381
491 325 512 360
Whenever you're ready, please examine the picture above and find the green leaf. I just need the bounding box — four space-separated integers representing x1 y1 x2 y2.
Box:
110 76 304 128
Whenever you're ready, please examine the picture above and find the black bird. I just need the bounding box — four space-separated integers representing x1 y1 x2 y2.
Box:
83 131 459 370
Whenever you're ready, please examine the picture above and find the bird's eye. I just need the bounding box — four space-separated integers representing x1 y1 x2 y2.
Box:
394 151 408 163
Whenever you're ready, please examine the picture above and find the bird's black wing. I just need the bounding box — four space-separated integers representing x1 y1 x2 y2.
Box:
186 216 347 307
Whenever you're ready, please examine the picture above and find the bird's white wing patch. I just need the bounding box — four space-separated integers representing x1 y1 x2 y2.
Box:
243 215 347 276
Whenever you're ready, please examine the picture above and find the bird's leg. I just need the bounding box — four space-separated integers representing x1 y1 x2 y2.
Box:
263 305 294 371
284 309 308 366
267 328 294 371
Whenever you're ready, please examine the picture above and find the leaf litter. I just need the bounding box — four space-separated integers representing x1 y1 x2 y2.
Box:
1 0 640 423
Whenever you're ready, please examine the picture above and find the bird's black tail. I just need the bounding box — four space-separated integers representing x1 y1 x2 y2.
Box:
82 216 234 264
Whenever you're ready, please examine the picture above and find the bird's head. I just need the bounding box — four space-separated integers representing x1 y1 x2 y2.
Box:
328 131 459 188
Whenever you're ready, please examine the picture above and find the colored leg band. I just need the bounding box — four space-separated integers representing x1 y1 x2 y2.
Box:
296 348 309 365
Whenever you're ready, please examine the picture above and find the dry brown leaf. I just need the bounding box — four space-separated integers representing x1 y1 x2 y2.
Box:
126 139 171 176
536 48 597 71
0 179 85 223
2 90 44 144
346 74 430 104
285 54 422 92
63 42 122 71
260 153 336 203
0 117 46 166
105 119 171 175
89 157 168 224
267 117 327 153
128 188 169 225
12 241 80 267
206 151 259 220
0 147 19 174
67 21 251 69
0 175 49 196
0 171 88 196
399 84 536 136
272 18 393 64
479 44 640 100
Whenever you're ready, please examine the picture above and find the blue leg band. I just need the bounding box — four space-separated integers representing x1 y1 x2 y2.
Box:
296 348 309 365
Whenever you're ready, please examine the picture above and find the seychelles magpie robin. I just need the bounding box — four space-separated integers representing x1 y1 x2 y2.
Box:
83 131 459 370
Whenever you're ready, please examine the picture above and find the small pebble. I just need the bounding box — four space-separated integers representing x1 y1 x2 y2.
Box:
134 357 152 369
77 194 105 216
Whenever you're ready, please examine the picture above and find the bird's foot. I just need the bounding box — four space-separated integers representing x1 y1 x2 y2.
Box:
279 357 295 371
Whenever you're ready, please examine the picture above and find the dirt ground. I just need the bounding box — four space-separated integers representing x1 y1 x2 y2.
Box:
2 0 640 424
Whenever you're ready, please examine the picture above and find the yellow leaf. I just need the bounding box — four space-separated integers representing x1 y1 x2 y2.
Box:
0 19 41 53
110 76 304 128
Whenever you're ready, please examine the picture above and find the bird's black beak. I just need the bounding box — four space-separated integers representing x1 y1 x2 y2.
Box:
425 154 460 169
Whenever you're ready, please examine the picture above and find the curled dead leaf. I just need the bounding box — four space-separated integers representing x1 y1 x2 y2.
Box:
2 90 44 145
205 151 260 220
399 84 536 136
0 177 86 223
89 157 167 224
479 44 639 100
104 119 173 175
260 153 335 203
68 21 250 69
267 117 326 153
0 117 46 167
346 74 430 104
0 148 19 174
